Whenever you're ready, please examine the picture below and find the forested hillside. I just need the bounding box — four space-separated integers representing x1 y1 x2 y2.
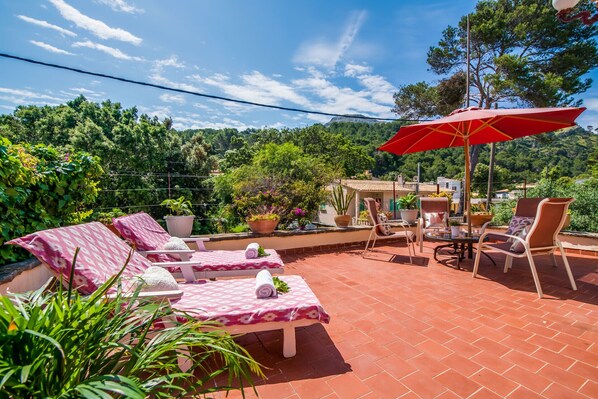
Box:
1 96 597 232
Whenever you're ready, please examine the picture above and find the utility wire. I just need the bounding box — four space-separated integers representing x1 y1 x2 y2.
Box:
0 52 421 123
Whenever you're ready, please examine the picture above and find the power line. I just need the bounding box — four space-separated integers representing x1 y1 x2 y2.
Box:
0 52 421 123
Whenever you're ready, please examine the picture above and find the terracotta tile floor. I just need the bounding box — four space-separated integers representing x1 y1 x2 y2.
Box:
214 243 597 398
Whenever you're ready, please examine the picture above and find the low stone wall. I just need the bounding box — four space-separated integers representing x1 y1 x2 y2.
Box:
2 224 595 294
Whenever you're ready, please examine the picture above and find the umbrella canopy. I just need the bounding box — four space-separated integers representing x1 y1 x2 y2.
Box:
379 106 586 233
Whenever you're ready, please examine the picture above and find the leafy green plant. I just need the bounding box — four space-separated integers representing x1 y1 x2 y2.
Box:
330 185 355 215
0 139 103 265
0 252 262 398
398 192 418 210
272 277 290 294
91 208 127 224
161 196 194 216
449 219 462 226
257 245 270 257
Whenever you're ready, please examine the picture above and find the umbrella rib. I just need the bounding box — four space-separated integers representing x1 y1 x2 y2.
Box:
399 124 463 153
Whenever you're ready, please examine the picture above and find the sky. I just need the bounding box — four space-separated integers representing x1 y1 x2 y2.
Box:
0 0 597 131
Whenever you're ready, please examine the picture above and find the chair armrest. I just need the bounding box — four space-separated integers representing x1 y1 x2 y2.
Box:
151 260 200 267
105 290 184 300
140 249 195 256
181 237 208 251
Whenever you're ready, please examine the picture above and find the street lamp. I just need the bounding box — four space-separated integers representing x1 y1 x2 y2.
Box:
552 0 598 25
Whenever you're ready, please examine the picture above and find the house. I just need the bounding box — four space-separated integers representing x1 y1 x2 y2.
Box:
318 179 441 226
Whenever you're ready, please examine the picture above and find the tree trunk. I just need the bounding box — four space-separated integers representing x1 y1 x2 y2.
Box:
486 142 496 210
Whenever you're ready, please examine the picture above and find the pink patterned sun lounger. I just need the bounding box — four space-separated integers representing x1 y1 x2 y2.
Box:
112 212 284 282
8 222 330 358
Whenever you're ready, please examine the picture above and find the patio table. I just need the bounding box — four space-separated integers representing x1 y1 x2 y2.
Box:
425 231 495 270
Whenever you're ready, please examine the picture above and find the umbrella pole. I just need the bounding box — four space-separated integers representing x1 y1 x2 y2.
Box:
464 140 472 236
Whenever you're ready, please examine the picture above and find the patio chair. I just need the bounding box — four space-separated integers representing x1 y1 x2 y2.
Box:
472 198 576 298
416 197 450 253
363 197 415 263
112 212 284 282
8 222 330 358
485 197 544 242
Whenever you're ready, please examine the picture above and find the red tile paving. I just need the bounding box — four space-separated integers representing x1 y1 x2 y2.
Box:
215 243 598 398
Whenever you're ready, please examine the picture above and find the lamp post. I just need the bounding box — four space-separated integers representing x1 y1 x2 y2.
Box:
552 0 598 26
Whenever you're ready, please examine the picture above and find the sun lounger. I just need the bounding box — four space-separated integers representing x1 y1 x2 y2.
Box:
112 212 284 282
8 222 330 358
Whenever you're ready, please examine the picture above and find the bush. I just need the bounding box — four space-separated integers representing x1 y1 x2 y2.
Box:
0 255 261 398
0 139 103 264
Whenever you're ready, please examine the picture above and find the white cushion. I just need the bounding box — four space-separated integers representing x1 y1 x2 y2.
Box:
138 266 179 292
509 225 531 253
377 213 392 236
424 212 447 228
163 237 190 250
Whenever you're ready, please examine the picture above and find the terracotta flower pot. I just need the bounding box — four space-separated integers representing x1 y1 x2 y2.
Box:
334 214 352 227
247 219 279 234
468 214 493 227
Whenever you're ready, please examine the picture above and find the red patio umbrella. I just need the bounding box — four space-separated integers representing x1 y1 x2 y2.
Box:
379 106 586 233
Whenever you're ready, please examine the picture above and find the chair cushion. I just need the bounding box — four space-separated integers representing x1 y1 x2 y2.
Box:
8 222 151 295
138 266 180 292
505 216 535 236
509 225 531 253
377 213 392 236
424 212 447 228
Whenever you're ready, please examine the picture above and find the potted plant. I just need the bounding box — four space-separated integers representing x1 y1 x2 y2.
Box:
246 205 280 234
398 192 419 223
161 196 195 237
449 219 462 237
330 185 355 227
468 203 493 227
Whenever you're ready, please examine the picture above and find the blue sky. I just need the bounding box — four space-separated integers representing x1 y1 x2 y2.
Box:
0 0 596 130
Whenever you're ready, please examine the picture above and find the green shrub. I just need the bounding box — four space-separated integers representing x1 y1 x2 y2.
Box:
0 138 103 264
0 253 262 398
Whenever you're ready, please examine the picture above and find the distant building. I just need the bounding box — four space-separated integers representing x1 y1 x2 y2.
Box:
494 189 510 200
437 177 462 201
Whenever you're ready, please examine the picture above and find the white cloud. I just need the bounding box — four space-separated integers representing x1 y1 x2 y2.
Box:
49 0 142 45
191 71 311 107
154 56 185 71
17 15 76 36
95 0 143 14
0 87 64 102
61 87 104 98
344 63 372 77
30 40 74 55
149 73 199 92
293 10 366 69
159 93 186 104
73 40 143 61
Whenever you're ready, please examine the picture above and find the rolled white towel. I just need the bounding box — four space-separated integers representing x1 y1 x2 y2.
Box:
255 269 277 298
245 242 260 259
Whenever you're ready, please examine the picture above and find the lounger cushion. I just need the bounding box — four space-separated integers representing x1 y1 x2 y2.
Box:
173 276 330 326
8 222 150 295
113 212 172 262
169 250 284 273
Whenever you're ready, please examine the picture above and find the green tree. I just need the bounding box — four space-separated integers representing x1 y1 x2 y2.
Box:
392 0 598 191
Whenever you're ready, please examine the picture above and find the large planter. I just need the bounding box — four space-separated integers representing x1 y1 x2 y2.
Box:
247 219 279 235
400 209 419 224
468 213 493 227
164 215 195 237
334 214 352 228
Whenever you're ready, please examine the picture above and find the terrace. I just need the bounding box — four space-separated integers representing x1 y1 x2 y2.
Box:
211 241 598 399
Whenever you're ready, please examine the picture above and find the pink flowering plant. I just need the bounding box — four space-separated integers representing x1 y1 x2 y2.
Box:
234 189 289 222
290 207 311 229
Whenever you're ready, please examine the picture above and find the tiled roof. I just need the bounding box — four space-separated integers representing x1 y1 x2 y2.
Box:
339 179 444 194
